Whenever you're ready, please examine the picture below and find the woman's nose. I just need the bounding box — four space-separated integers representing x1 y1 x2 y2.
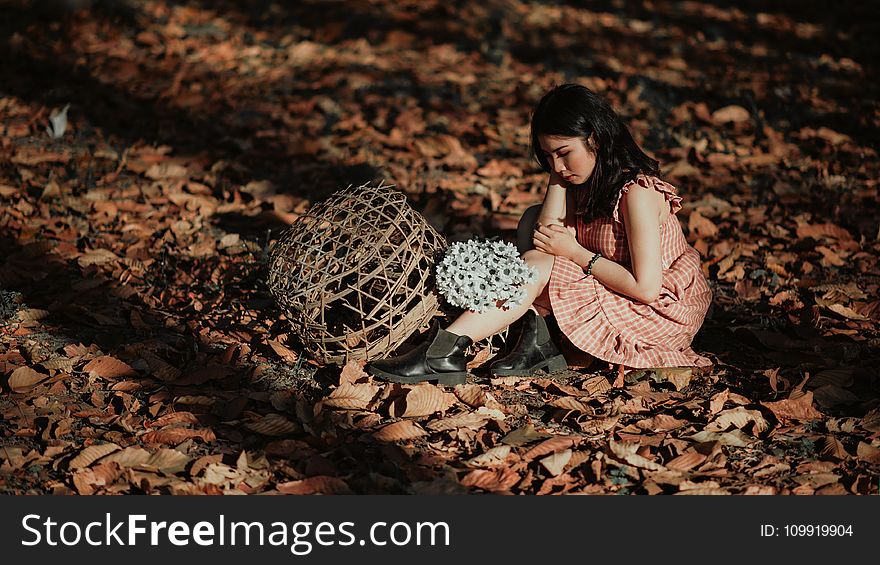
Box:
552 156 565 172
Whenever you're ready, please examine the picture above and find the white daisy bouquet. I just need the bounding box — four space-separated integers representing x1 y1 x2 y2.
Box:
435 239 538 313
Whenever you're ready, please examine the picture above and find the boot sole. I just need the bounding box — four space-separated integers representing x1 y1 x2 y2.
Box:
367 367 467 386
491 355 568 377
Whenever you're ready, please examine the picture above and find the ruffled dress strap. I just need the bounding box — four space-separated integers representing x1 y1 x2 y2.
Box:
612 174 683 223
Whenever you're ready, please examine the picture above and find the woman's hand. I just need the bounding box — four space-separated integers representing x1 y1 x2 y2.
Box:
533 222 584 261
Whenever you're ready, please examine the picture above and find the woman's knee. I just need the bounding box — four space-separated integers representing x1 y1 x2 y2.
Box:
522 249 554 288
516 204 542 254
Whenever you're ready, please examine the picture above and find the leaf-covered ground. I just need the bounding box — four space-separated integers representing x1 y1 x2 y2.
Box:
1 0 879 494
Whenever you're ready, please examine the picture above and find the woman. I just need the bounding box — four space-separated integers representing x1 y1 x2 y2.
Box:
368 83 712 385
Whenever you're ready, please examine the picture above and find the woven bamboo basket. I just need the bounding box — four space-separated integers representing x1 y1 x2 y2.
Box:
267 182 447 365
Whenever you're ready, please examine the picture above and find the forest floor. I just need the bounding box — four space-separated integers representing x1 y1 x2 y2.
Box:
1 0 879 494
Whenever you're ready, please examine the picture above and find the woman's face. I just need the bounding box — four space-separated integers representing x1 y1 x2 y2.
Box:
537 135 596 185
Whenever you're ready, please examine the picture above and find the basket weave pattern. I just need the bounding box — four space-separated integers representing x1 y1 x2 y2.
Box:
268 182 447 365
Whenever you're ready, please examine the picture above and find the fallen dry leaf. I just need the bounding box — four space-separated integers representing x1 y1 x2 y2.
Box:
401 384 455 417
323 382 380 410
8 366 50 392
372 420 426 442
761 391 824 422
69 443 122 470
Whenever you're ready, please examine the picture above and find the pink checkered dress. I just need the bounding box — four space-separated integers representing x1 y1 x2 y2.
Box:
548 175 712 369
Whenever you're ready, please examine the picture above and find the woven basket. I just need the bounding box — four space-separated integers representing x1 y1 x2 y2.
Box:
267 182 447 365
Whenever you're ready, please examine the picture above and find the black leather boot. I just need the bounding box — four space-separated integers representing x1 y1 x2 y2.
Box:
489 310 567 376
367 324 473 385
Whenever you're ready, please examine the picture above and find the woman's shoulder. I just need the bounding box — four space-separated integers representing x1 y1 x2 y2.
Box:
615 173 683 222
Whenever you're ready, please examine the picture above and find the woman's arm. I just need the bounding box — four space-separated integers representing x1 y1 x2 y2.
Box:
536 185 664 304
537 171 568 227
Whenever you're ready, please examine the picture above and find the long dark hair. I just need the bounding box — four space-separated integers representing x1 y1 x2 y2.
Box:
530 84 660 221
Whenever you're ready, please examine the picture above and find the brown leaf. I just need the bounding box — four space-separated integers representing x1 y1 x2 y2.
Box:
826 303 869 321
268 340 298 364
459 467 521 491
243 413 300 436
453 383 487 407
465 445 512 468
138 449 192 474
582 375 612 397
141 428 216 445
323 382 379 410
665 451 707 472
77 248 119 267
69 443 122 469
820 436 849 460
705 407 769 434
761 391 823 422
609 440 666 471
139 351 181 381
501 424 553 446
540 449 572 477
636 414 688 432
277 476 352 495
372 420 426 442
711 105 750 124
549 396 592 412
688 211 719 238
72 461 122 495
401 384 455 417
856 442 880 464
426 411 491 432
339 360 368 385
523 436 579 461
8 366 50 392
101 447 152 469
82 356 137 379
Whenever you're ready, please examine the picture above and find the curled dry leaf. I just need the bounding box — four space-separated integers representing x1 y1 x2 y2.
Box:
268 340 298 364
323 382 379 410
40 357 76 372
459 467 521 492
102 447 152 469
549 396 592 413
146 411 200 428
820 436 849 460
856 442 880 464
16 308 50 322
465 445 512 468
401 384 456 418
141 428 216 445
277 476 352 495
664 451 707 472
711 104 750 124
339 360 368 385
141 449 192 474
69 443 121 469
8 366 50 392
582 375 612 397
636 414 688 432
540 449 572 477
705 406 769 434
609 439 666 471
72 461 123 495
139 350 181 382
77 248 119 267
372 420 426 442
82 355 137 379
243 413 301 436
426 411 490 432
454 383 487 407
523 436 579 461
761 391 823 422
